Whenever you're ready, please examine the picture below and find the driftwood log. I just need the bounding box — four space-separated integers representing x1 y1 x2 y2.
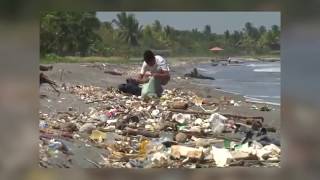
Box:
40 65 53 71
122 127 160 138
184 68 215 80
40 72 60 95
104 70 122 76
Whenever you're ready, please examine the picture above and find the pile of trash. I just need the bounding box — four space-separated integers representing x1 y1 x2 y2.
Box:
39 85 280 168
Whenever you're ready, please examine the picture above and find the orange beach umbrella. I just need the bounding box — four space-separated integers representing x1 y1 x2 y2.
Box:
209 47 224 51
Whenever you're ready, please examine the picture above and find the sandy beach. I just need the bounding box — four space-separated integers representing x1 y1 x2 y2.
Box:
40 59 280 132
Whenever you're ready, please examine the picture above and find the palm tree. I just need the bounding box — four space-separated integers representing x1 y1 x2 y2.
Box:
224 30 230 40
244 22 253 35
203 25 211 35
152 20 162 32
112 12 142 46
271 25 280 34
259 25 267 35
244 22 260 40
164 25 174 37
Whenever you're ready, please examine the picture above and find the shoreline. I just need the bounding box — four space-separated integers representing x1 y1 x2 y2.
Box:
40 55 280 65
215 88 280 106
40 61 280 130
169 61 280 130
170 59 280 106
39 61 281 167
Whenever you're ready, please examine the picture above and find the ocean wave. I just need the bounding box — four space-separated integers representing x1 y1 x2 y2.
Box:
250 95 280 99
247 63 277 67
214 88 241 95
244 96 280 106
196 67 209 72
253 67 280 72
241 81 280 85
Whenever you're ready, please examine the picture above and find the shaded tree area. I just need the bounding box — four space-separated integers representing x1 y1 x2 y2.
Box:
40 11 101 57
40 12 280 58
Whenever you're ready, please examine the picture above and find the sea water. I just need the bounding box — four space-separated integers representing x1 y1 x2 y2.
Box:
191 61 281 105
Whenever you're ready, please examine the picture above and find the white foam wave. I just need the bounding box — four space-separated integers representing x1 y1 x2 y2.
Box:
250 95 280 99
247 63 276 67
196 67 209 72
214 88 241 95
253 67 280 72
244 96 280 106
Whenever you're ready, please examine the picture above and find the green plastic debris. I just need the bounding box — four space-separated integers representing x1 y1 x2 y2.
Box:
141 77 158 99
224 139 231 149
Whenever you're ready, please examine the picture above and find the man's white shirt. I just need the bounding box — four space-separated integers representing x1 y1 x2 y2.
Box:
140 55 170 75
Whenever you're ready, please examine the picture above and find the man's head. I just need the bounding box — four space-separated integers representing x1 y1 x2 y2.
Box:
143 50 155 66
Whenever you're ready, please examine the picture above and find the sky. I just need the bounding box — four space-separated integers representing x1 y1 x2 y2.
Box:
97 11 280 34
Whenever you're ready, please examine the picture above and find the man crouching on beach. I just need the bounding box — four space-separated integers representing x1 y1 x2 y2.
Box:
137 50 170 97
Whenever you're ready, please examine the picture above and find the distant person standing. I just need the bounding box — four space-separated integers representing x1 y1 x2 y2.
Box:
137 50 170 97
227 56 231 64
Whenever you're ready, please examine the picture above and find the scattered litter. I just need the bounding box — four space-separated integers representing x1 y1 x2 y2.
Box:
39 84 280 168
90 130 107 143
171 145 203 160
79 123 96 133
173 113 190 124
260 106 272 112
211 146 233 167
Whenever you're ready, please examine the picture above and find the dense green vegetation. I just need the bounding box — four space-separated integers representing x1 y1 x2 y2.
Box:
40 12 280 61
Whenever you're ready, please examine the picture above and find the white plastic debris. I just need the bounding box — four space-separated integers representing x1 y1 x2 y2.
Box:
208 113 228 123
103 126 115 131
107 119 118 124
211 146 233 167
98 114 108 122
145 124 154 131
151 109 160 117
237 141 263 154
256 144 281 160
189 126 201 133
79 123 96 133
208 113 228 134
194 118 203 126
251 105 259 110
150 152 169 162
146 119 156 123
202 122 211 128
171 145 203 159
172 113 191 124
73 134 80 139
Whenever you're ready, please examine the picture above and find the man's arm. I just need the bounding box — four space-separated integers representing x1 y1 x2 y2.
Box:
138 73 144 80
151 70 170 78
137 62 147 80
152 69 170 85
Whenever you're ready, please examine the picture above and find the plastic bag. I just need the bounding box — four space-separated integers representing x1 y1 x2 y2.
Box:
211 146 233 167
141 77 158 98
209 113 228 134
